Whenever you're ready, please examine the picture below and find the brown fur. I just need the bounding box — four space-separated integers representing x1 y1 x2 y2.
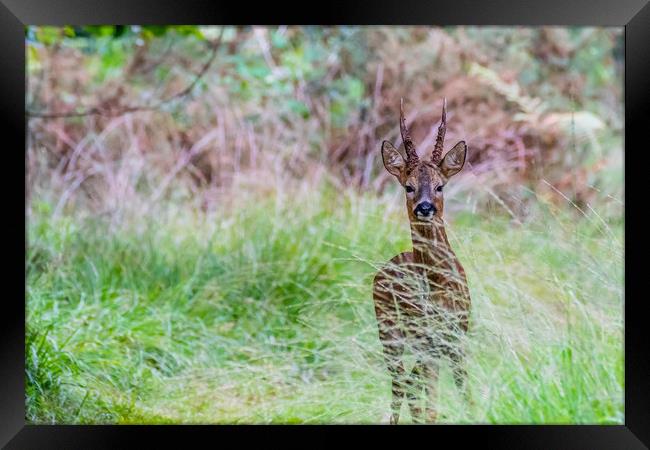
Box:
373 100 471 424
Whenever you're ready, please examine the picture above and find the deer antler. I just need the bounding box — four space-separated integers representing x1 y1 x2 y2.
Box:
431 98 447 164
400 98 419 164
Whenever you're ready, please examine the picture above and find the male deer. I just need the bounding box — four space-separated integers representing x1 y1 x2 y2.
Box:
373 99 471 424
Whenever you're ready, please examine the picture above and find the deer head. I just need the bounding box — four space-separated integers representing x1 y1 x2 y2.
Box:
381 98 467 222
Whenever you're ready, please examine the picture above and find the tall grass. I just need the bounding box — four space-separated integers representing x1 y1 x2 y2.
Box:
26 24 623 425
26 179 623 424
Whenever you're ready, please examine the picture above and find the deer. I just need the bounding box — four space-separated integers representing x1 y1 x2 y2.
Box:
372 98 471 424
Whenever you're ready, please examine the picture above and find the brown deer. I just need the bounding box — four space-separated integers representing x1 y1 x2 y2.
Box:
373 99 471 424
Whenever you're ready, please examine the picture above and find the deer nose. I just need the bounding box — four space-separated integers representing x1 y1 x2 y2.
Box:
415 202 436 216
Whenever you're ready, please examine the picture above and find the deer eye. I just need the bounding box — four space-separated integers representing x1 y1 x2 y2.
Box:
436 185 443 192
405 185 415 193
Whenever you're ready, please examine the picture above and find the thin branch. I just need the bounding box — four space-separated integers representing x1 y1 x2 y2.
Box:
132 38 174 76
27 27 225 120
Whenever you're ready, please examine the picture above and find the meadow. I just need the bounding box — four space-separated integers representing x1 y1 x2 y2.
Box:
26 26 624 424
26 177 623 424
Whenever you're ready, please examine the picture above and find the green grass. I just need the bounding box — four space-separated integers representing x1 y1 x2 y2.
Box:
26 185 623 424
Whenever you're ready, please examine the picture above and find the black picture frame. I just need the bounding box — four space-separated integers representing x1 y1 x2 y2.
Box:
3 1 648 448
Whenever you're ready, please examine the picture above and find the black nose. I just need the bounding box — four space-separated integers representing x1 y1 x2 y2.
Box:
415 202 436 216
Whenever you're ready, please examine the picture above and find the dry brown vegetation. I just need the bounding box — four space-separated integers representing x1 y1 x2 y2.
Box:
27 26 623 221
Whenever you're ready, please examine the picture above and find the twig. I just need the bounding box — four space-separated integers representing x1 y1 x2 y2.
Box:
135 38 174 75
27 27 225 120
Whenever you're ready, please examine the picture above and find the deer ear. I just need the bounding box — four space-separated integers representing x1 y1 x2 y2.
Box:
381 141 405 178
439 141 467 178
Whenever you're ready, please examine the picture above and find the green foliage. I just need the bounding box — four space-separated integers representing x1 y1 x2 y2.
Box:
26 186 623 424
27 25 205 42
329 75 366 127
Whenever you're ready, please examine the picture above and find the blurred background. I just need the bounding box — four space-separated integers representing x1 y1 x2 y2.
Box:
26 26 624 424
26 25 623 218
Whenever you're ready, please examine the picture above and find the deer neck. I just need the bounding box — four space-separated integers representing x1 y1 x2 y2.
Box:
410 218 455 275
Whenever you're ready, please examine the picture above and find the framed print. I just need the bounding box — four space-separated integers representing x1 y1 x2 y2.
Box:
2 0 649 447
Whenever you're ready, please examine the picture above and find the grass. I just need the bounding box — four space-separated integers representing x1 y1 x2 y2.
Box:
25 181 624 424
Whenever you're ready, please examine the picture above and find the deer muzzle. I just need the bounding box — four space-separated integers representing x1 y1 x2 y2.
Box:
414 201 436 219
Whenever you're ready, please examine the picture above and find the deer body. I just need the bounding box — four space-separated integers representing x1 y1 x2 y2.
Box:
373 99 471 424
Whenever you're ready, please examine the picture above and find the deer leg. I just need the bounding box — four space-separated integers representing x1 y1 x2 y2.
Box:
417 334 442 424
376 317 406 424
382 341 406 425
405 361 425 423
450 347 472 409
422 356 440 423
373 274 409 424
